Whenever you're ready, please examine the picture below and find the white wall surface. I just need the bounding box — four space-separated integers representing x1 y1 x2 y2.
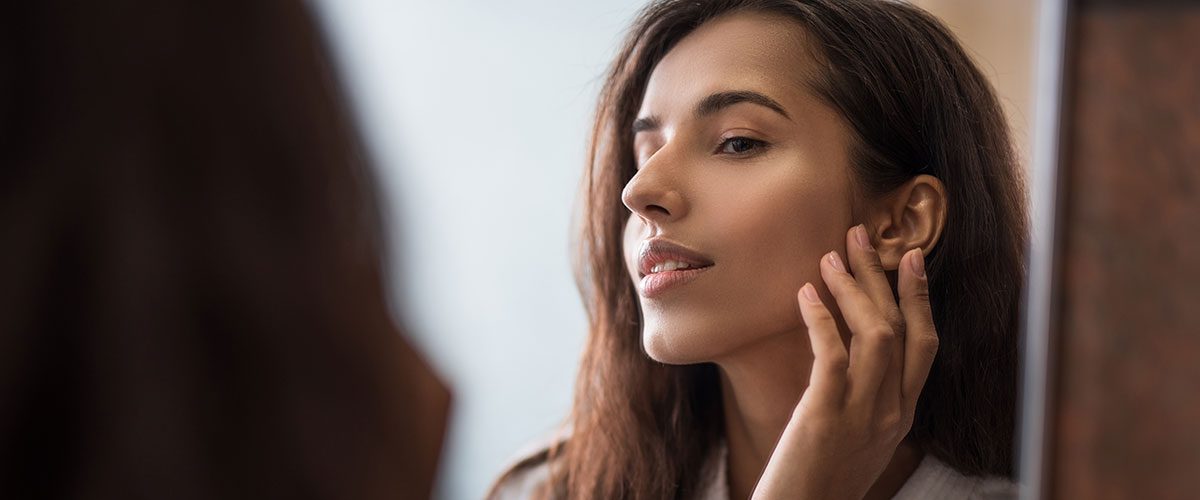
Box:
308 1 646 498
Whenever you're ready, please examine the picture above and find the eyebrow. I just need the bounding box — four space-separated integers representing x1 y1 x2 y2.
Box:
632 90 792 135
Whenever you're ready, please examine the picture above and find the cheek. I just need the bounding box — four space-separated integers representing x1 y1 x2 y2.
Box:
721 206 813 290
718 180 844 259
710 178 850 316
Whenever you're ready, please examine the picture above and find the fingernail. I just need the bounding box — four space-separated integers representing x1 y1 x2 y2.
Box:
827 251 845 273
801 283 820 303
853 224 872 251
909 248 926 278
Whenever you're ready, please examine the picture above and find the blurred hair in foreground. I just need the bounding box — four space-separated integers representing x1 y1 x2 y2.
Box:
0 1 447 498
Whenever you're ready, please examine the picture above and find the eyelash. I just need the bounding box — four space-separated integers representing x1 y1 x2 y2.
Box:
634 136 770 168
716 136 769 156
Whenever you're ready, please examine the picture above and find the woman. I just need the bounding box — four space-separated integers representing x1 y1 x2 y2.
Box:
492 0 1025 498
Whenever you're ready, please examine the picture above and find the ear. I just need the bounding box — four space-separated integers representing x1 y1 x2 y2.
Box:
865 174 948 271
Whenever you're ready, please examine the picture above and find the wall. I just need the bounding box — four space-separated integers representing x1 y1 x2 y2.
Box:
309 1 644 498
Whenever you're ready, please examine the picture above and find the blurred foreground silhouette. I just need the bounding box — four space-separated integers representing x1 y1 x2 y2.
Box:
0 1 449 498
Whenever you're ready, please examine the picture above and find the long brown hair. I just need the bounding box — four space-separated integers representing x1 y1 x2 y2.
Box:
498 0 1028 497
0 1 447 498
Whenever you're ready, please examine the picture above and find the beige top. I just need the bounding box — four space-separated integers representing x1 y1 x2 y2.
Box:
492 439 1017 499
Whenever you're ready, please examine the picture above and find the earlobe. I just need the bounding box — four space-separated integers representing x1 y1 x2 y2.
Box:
867 174 948 271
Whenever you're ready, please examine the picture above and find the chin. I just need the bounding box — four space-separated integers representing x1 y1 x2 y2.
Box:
642 328 688 364
640 316 725 365
640 303 804 365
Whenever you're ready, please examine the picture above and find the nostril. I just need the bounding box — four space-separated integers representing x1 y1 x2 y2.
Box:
646 204 670 216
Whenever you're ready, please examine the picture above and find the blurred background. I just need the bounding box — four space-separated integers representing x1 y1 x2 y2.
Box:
308 2 643 498
308 1 1039 498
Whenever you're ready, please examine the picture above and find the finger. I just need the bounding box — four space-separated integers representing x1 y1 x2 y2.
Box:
796 282 848 410
820 250 896 411
845 225 906 415
845 225 904 333
898 248 939 413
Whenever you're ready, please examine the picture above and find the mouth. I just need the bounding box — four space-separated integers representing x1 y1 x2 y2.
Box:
637 239 715 298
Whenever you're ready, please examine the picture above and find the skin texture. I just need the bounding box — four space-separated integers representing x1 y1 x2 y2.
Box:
623 12 852 366
621 13 947 499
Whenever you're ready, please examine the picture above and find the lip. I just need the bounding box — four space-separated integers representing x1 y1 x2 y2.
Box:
636 238 715 298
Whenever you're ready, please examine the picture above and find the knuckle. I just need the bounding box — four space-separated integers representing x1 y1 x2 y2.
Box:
880 411 903 431
910 287 931 305
808 307 834 322
868 325 897 343
827 352 850 371
922 334 940 356
805 309 836 327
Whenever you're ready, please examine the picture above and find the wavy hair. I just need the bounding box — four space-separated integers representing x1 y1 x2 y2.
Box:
493 1 1027 497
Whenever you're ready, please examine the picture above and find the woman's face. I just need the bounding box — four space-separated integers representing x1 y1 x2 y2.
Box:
622 12 857 364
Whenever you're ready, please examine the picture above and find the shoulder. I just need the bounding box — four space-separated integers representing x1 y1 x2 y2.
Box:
892 455 1017 500
487 430 567 500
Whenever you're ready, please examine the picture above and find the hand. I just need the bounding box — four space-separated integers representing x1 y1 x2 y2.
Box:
751 225 939 500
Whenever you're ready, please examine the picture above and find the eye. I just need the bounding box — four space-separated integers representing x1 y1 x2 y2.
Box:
718 136 768 155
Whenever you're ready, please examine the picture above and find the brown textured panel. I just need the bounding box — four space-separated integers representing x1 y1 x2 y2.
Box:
1051 5 1200 500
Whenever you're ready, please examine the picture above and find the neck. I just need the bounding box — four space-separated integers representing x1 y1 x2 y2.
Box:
716 330 923 500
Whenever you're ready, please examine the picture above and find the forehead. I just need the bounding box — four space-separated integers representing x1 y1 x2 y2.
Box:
640 12 822 117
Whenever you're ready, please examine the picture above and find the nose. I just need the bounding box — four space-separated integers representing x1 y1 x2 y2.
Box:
621 152 688 225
